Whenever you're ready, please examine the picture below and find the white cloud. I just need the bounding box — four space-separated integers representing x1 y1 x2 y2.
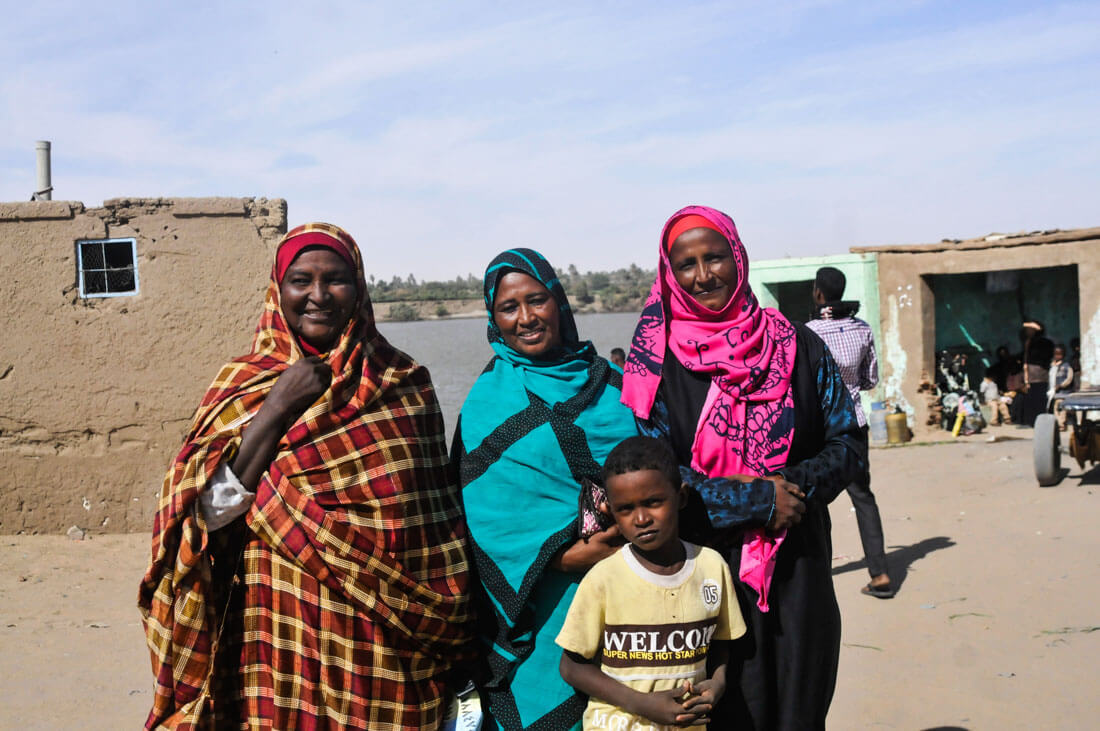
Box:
1 1 1097 278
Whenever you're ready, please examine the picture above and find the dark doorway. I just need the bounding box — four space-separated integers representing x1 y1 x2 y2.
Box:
926 265 1079 385
770 279 816 324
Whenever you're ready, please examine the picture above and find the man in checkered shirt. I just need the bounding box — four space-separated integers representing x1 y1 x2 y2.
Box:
805 267 894 599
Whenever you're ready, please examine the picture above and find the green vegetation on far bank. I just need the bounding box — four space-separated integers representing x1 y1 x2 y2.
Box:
367 263 655 317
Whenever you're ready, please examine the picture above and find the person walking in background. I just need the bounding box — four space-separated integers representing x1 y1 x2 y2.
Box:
806 267 894 599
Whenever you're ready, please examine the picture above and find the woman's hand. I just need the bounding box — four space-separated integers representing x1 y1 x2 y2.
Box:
262 357 333 427
550 524 625 573
721 473 805 531
229 357 332 494
766 475 806 531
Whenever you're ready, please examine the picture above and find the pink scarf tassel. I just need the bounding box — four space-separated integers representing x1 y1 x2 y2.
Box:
739 528 786 611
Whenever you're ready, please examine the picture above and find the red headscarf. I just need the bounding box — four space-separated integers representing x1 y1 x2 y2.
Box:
272 224 361 355
665 214 723 251
275 229 358 284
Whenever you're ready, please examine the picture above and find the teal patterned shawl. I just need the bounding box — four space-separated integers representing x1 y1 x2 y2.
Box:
454 248 637 729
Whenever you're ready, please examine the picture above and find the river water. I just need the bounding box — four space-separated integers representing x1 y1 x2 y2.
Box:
377 312 640 432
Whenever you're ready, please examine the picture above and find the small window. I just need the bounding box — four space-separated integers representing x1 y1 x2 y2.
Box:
77 238 139 297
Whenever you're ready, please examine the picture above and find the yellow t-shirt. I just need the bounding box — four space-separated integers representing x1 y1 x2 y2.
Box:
555 541 745 731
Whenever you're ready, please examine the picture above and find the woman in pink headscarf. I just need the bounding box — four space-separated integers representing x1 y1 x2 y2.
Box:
622 206 866 730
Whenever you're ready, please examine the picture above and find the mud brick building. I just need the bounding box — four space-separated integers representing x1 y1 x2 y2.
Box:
0 197 286 533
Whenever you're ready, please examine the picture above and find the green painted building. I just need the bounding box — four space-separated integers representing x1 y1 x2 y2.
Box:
749 252 883 413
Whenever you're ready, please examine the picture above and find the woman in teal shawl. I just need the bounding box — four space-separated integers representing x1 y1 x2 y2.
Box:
453 248 638 729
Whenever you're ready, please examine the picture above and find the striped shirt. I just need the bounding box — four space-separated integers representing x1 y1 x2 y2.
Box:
805 316 878 426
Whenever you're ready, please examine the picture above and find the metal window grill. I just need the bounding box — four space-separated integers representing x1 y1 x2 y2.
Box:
77 238 139 297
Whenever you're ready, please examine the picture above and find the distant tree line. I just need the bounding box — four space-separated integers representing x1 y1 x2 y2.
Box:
366 264 656 313
367 273 482 302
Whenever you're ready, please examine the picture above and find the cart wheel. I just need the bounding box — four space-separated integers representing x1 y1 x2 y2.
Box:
1033 413 1061 486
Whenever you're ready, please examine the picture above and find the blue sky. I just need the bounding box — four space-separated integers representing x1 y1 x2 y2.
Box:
2 1 1097 279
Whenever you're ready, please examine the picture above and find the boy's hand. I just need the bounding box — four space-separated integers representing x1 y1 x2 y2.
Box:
680 677 726 720
636 682 705 727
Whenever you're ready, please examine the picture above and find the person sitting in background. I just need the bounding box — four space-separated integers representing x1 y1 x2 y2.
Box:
987 345 1020 395
980 372 1012 426
1048 344 1075 431
609 347 626 369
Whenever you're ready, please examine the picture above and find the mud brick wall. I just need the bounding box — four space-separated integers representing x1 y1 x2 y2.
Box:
0 197 286 533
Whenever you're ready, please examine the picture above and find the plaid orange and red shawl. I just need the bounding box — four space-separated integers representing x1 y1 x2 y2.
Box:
138 223 473 730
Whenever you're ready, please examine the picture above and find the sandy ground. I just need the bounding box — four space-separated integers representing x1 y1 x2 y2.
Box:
1 427 1098 730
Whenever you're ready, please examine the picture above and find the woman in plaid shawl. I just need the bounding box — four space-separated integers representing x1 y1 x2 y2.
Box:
139 223 473 730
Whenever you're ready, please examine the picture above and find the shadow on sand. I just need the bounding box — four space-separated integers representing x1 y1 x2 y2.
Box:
831 535 956 592
1039 466 1073 487
1075 463 1100 486
1043 462 1100 487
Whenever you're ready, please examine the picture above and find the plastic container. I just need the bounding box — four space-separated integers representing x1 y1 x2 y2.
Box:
886 411 910 444
868 402 888 445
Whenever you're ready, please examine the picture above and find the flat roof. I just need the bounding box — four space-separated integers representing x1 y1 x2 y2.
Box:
851 226 1100 254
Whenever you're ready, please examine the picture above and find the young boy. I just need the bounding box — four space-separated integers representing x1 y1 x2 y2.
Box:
1049 344 1075 430
980 372 1012 426
556 436 745 730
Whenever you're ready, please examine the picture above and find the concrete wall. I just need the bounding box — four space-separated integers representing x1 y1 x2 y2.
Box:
751 253 882 411
0 197 287 533
863 231 1099 433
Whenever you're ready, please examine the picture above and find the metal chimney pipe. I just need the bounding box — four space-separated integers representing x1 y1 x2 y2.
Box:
35 141 52 200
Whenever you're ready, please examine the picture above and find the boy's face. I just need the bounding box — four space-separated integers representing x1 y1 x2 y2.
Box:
605 469 685 555
1054 348 1065 362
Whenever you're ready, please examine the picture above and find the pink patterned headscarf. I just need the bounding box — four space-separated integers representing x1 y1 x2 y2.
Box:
621 205 798 610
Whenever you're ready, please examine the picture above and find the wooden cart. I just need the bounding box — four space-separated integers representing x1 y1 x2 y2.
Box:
1034 391 1100 486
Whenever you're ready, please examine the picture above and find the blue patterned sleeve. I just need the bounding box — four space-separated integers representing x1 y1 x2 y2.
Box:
636 393 775 529
778 347 867 506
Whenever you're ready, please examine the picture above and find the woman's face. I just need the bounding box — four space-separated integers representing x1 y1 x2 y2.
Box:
668 227 738 310
279 248 358 352
492 271 562 358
